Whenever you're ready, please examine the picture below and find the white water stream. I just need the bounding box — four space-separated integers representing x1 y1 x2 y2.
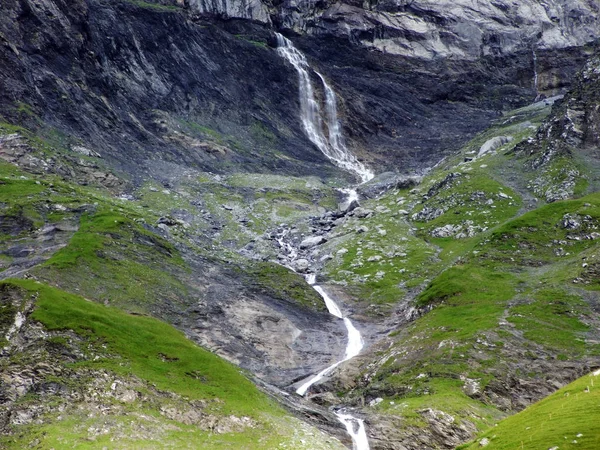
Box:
275 32 371 449
276 33 374 184
296 275 370 450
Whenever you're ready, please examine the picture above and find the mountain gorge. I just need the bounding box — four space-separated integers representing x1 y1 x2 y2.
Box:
1 0 600 448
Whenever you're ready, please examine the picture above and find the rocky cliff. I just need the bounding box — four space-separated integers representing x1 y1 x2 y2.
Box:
277 0 599 59
1 0 597 182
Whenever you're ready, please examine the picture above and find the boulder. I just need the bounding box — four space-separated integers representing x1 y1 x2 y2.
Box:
294 259 310 272
299 236 327 249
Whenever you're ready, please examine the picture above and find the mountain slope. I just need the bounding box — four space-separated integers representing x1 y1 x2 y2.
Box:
1 1 600 449
300 61 600 448
459 370 600 450
0 278 344 449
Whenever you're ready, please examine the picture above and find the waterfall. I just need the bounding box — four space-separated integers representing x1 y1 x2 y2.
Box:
532 47 540 99
275 33 374 184
338 412 370 450
296 274 370 450
275 36 371 448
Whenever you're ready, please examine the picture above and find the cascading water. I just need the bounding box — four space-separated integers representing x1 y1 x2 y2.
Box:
276 33 374 184
275 32 371 450
532 46 540 100
296 275 370 450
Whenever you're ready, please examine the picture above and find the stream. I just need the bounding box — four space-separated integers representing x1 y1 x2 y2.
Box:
300 272 370 450
275 33 375 450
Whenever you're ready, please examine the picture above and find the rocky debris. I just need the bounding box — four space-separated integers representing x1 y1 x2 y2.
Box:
430 221 486 239
0 216 80 281
419 408 477 448
158 216 179 226
561 213 582 230
294 258 310 272
0 134 123 190
352 207 374 219
71 145 101 158
412 206 445 222
340 199 360 215
425 173 463 200
160 404 256 433
357 172 420 199
461 377 482 397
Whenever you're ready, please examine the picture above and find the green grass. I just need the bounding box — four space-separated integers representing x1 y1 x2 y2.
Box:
349 189 600 437
123 0 180 11
37 209 188 313
458 371 600 450
412 171 522 237
242 262 325 311
508 289 590 354
0 279 343 449
3 279 271 415
482 193 600 267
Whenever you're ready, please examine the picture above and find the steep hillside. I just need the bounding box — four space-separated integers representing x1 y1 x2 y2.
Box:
1 0 600 449
459 370 600 450
0 279 344 449
300 58 600 448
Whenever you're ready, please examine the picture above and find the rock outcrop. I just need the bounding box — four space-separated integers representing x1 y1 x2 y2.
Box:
277 0 600 62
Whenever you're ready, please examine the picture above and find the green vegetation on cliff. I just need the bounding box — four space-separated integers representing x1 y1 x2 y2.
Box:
0 279 343 449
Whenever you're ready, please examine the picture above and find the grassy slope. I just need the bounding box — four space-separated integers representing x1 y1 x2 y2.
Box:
319 100 600 442
459 371 600 450
0 279 343 449
0 129 339 447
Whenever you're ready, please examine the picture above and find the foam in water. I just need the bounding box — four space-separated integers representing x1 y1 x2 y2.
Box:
314 285 343 318
337 412 370 450
276 33 374 183
295 283 364 396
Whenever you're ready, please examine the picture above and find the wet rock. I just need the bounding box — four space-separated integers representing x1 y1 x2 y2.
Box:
478 136 513 157
157 217 179 226
419 408 477 448
341 199 360 215
357 172 416 199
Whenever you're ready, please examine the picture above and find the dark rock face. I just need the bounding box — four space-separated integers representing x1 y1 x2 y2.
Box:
0 0 347 182
0 0 595 185
521 56 600 156
512 55 600 201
